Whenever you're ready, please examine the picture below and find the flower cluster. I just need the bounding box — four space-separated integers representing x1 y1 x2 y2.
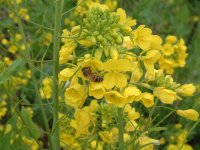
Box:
57 3 199 149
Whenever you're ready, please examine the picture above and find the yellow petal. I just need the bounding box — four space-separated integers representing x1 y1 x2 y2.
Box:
141 92 154 107
59 68 74 82
130 61 143 82
117 8 126 24
176 84 196 96
123 86 141 103
103 72 115 89
89 82 105 99
115 72 127 88
153 87 177 104
104 91 127 107
117 59 132 72
176 109 199 121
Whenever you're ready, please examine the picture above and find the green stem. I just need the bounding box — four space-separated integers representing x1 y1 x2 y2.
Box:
118 107 124 150
52 0 63 149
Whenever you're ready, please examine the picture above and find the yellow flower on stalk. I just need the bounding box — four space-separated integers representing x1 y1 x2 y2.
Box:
89 82 105 99
44 33 52 46
153 87 177 104
23 137 39 150
117 8 136 33
59 68 74 83
3 57 13 66
130 61 143 82
70 108 91 135
149 35 163 50
60 133 75 147
18 8 30 21
176 109 199 121
123 86 141 103
89 2 109 11
131 25 152 50
138 136 160 150
176 84 196 96
143 50 161 81
105 0 118 11
90 140 104 150
59 29 77 64
127 108 140 121
103 59 131 89
158 36 188 74
166 35 177 44
65 83 87 108
104 91 127 107
0 100 7 119
167 144 179 150
141 92 154 107
8 45 17 54
99 127 118 144
167 144 193 150
123 36 135 49
40 77 52 99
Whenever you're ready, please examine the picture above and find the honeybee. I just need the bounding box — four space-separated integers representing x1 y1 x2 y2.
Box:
82 67 103 82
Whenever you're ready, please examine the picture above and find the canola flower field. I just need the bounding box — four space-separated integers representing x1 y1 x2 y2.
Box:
0 0 200 150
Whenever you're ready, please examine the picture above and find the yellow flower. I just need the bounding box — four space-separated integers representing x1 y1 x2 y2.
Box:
141 92 154 107
149 35 163 50
123 36 135 49
130 61 143 82
104 91 127 107
166 35 177 44
60 133 75 147
59 68 74 83
89 2 109 11
65 83 87 108
0 100 7 119
23 137 39 150
89 82 105 99
167 144 179 150
139 136 160 150
131 25 152 50
40 77 52 99
105 0 117 11
103 59 131 89
117 8 136 33
125 120 138 132
153 87 177 104
90 140 104 150
181 144 193 150
99 128 118 144
44 33 52 46
59 29 77 64
4 124 12 134
70 108 91 135
176 109 199 121
127 108 140 121
176 84 196 96
123 86 141 103
8 45 17 54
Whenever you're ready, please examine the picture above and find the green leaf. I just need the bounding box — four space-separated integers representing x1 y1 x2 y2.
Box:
148 127 167 132
0 59 24 85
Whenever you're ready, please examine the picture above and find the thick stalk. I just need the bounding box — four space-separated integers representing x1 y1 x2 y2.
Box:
118 107 124 150
52 0 63 149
